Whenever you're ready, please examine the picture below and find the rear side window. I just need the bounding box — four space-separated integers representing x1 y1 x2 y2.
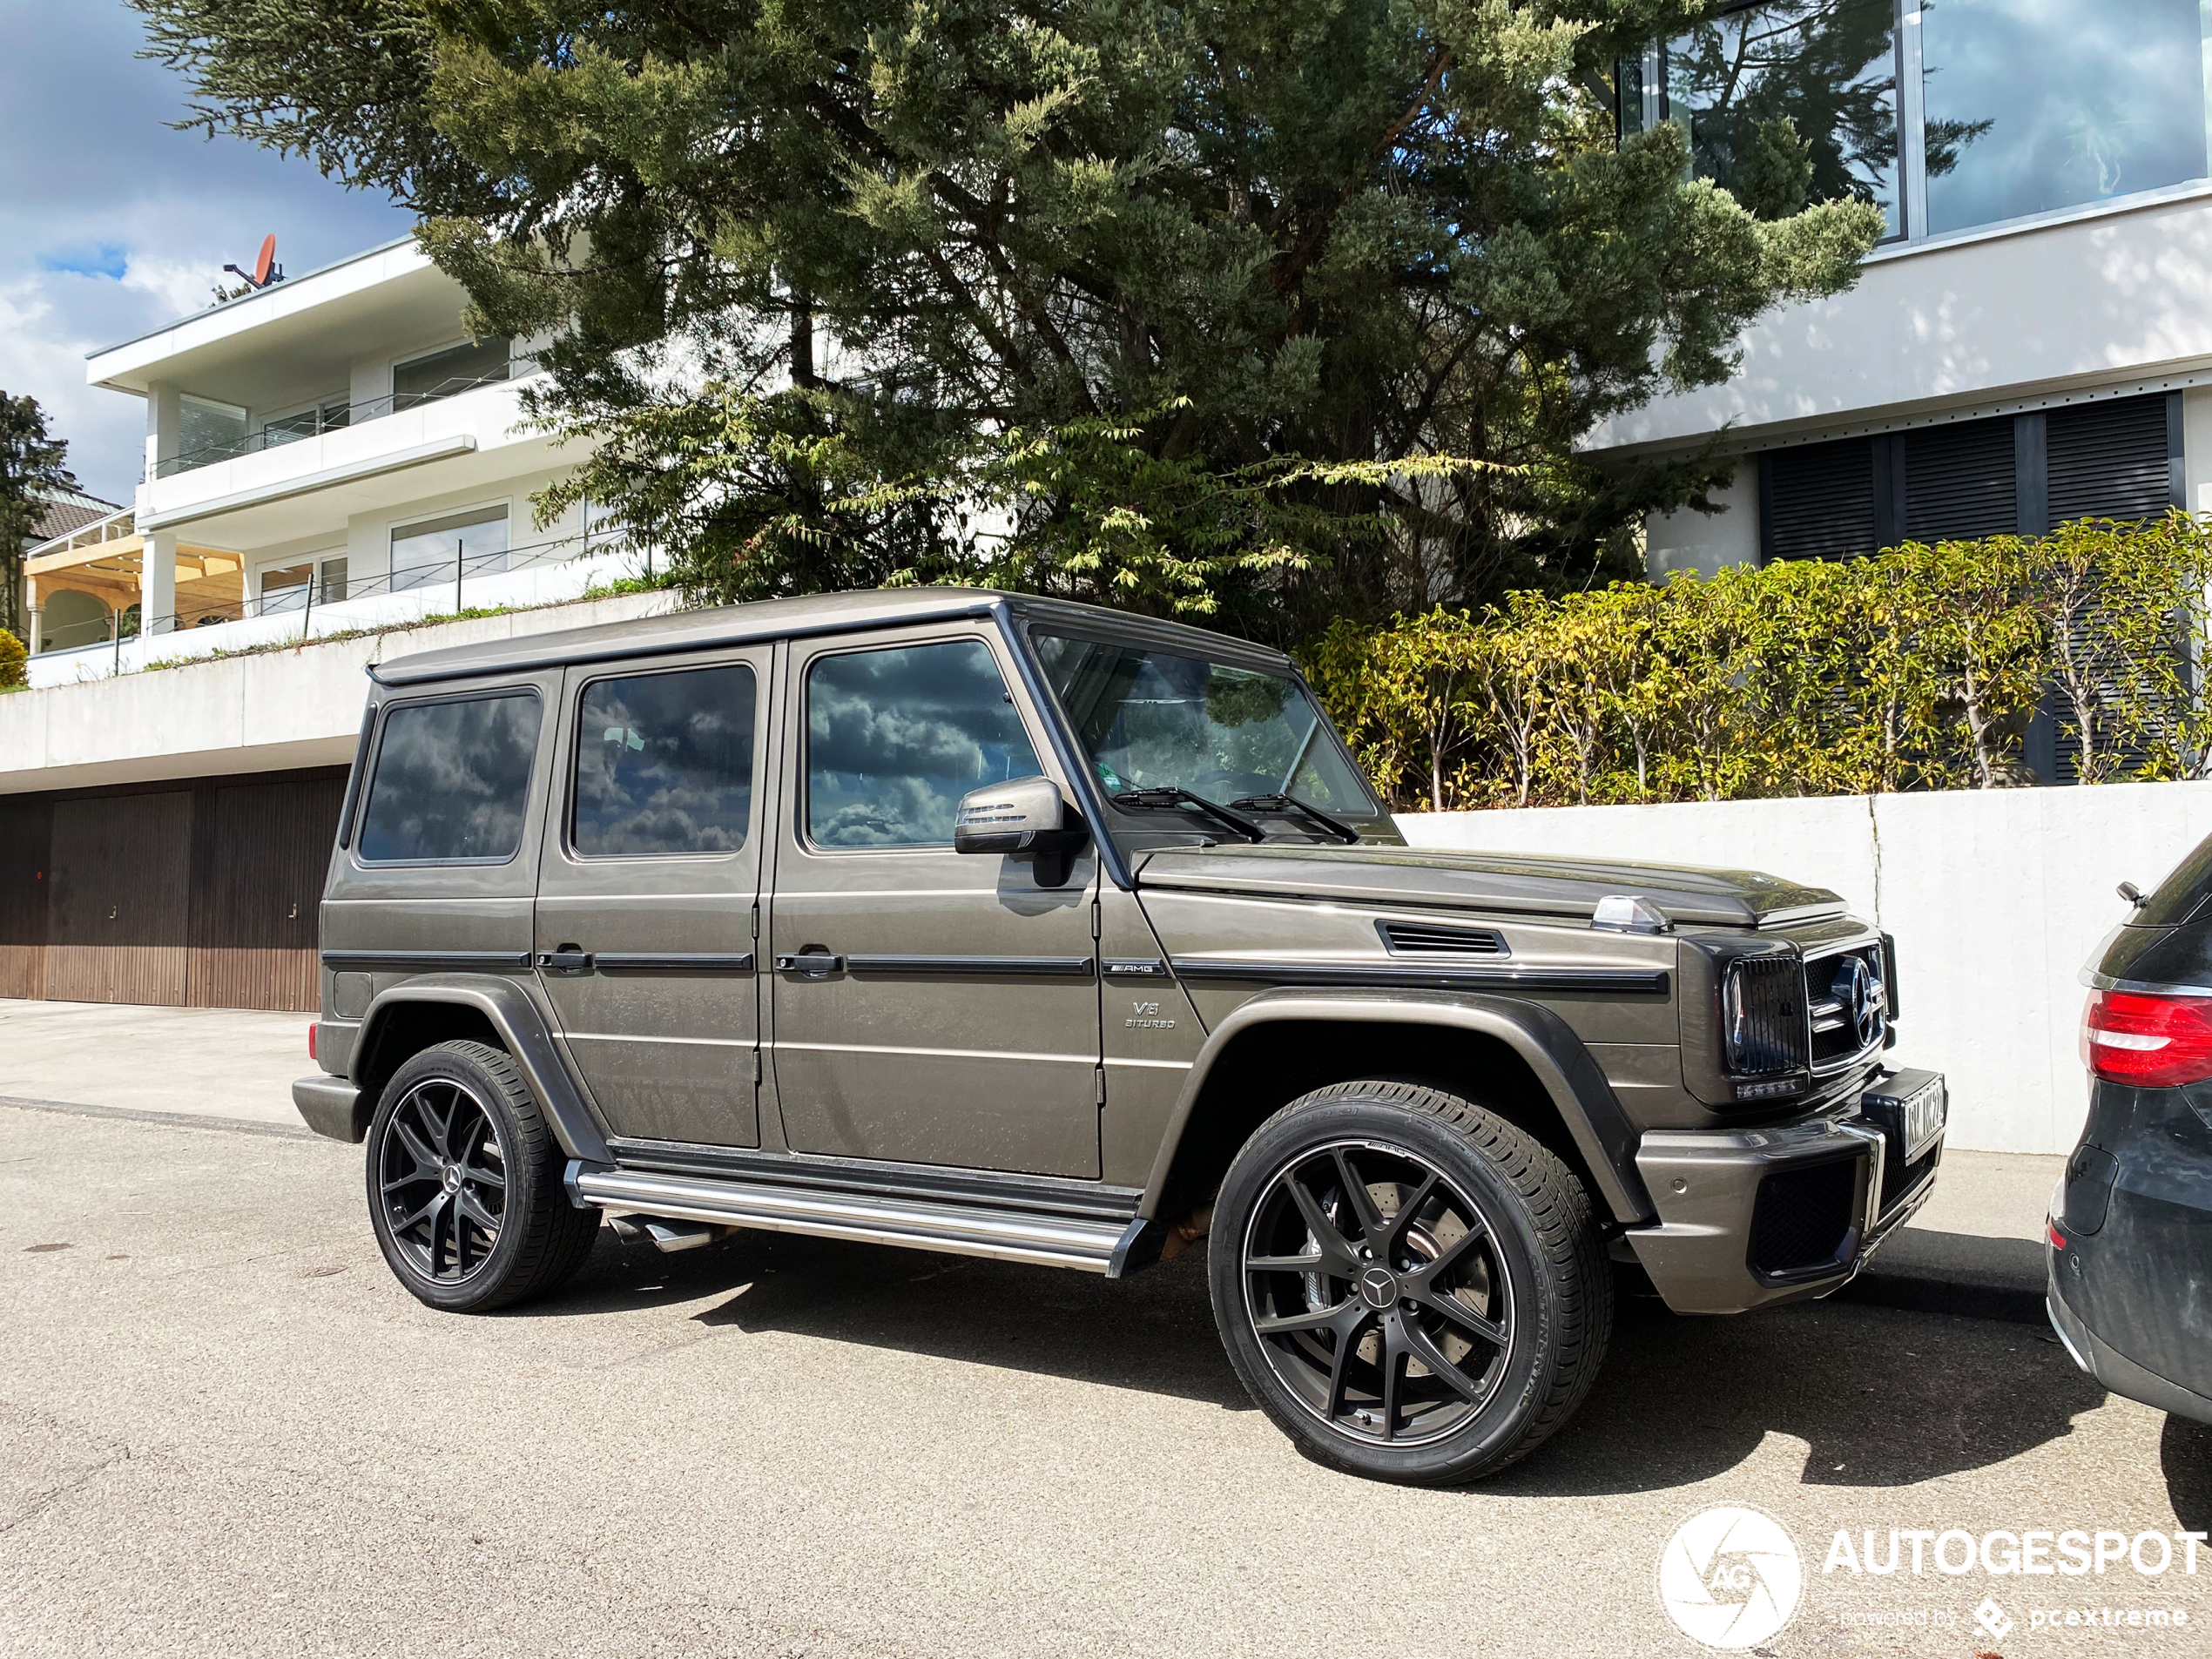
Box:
806 639 1042 848
573 664 757 856
359 692 540 863
2136 831 2212 927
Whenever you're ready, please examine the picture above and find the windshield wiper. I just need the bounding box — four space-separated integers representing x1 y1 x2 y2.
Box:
1111 787 1267 844
1230 792 1362 845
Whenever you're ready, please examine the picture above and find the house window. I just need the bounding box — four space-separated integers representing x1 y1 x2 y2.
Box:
1628 1 2212 244
392 338 511 409
175 395 248 469
260 397 350 447
1632 0 1902 238
1757 391 2182 561
390 505 509 593
259 555 349 613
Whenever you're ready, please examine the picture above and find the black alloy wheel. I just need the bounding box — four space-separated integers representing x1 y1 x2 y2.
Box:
377 1076 509 1283
363 1040 601 1312
1210 1079 1612 1485
1242 1139 1513 1447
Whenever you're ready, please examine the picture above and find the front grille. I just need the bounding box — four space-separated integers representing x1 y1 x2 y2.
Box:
1723 955 1810 1076
1881 1140 1940 1213
1378 921 1508 957
1806 945 1888 1067
1750 1159 1859 1278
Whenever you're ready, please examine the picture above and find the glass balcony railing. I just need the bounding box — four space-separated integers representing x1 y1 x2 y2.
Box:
152 365 521 480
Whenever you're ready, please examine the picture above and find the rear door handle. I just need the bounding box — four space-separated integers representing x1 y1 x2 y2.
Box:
774 952 846 978
536 948 595 974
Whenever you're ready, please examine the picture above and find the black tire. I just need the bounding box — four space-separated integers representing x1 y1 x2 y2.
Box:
1208 1079 1612 1485
364 1040 600 1312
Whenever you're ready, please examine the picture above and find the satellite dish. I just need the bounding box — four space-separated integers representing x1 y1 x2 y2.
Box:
253 234 277 287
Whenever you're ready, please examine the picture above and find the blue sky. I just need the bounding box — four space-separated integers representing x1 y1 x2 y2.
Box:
0 1 413 506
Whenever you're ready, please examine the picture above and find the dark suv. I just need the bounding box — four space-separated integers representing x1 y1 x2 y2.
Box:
2051 833 2212 1423
293 588 1946 1483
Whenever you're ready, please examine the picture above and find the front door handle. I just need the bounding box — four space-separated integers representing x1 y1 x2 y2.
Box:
536 948 595 974
774 952 846 978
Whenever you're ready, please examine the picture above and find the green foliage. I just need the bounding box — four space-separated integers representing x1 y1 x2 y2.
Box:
0 627 26 689
138 0 1884 645
0 392 79 639
1304 516 2212 811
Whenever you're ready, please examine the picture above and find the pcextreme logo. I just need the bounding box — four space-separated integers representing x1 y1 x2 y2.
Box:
1657 1505 1804 1650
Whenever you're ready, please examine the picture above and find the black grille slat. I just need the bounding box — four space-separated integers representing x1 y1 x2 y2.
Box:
1378 921 1509 957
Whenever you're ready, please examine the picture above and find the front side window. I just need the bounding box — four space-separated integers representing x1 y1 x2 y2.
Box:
1034 633 1378 817
574 664 758 856
359 692 540 862
806 640 1043 849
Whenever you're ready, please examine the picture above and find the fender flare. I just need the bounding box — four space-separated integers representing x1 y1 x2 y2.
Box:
1140 987 1655 1224
353 974 613 1165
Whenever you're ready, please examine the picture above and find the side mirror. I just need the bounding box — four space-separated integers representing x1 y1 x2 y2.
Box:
954 775 1089 887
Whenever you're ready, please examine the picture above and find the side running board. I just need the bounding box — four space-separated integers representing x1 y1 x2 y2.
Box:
566 1163 1151 1278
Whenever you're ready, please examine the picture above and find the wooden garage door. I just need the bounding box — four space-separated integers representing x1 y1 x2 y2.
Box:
0 797 51 1000
45 793 193 1006
189 775 344 1013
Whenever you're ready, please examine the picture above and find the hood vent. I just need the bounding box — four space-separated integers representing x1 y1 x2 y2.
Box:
1378 921 1509 958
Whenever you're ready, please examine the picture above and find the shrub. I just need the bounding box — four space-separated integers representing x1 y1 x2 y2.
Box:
0 627 25 690
1301 514 2212 811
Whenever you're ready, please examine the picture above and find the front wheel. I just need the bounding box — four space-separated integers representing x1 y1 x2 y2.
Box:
1208 1079 1613 1484
364 1040 600 1312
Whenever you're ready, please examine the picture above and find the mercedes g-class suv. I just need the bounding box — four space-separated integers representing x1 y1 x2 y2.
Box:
294 588 1946 1484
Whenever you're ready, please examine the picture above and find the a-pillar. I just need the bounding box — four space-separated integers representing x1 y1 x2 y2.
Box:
141 527 179 639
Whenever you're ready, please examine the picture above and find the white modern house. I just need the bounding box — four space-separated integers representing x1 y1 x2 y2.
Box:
1 239 660 1015
1595 0 2212 692
22 238 625 684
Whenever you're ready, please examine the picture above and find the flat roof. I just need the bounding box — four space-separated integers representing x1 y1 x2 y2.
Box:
370 588 1298 686
89 235 418 362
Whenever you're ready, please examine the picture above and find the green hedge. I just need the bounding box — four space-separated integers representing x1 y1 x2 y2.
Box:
1302 515 2212 812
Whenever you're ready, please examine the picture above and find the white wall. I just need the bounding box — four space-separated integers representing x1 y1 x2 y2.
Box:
1400 783 2212 1156
1 589 675 794
1590 190 2212 455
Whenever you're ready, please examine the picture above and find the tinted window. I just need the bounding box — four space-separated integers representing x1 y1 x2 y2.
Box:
574 664 757 855
806 640 1042 848
2136 833 2212 929
359 693 540 862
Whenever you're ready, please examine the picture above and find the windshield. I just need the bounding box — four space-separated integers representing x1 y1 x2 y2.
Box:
1032 631 1378 819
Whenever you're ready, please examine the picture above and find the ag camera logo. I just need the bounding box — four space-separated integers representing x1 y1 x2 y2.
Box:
1658 1505 1804 1649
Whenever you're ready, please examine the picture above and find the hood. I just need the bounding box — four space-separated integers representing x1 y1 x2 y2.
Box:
1133 843 1844 929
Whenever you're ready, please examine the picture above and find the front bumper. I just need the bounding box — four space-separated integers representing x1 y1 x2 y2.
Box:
1624 1067 1946 1315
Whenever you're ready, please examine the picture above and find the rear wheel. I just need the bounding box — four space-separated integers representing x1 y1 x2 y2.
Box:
365 1040 599 1312
1209 1079 1612 1484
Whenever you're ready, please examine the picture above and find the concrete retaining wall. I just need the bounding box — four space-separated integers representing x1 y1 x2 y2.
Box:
0 589 675 794
1399 784 2212 1156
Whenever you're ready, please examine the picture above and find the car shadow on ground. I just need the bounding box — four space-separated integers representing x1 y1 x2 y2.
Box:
2162 1416 2212 1531
528 1230 2109 1494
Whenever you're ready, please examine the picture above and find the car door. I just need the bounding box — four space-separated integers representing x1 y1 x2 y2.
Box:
766 624 1103 1177
534 644 776 1147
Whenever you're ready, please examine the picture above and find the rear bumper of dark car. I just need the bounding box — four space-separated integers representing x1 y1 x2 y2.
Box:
2046 1076 2212 1420
1626 1067 1946 1315
293 1073 368 1143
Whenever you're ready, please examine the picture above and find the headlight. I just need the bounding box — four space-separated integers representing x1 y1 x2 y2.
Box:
1722 954 1811 1080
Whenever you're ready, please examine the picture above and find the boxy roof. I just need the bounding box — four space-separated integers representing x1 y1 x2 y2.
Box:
368 587 1298 686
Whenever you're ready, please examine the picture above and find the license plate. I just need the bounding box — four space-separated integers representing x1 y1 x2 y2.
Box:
1862 1070 1947 1163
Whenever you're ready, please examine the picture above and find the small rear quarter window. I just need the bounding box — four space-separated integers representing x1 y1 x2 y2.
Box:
359 691 541 863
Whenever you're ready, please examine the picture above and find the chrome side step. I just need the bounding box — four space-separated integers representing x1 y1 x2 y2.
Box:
568 1163 1150 1277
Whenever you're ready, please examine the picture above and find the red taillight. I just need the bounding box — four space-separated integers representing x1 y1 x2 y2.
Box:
308 1024 317 1062
2047 1219 2067 1250
2080 989 2212 1087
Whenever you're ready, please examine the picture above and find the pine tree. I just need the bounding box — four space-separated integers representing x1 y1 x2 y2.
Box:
0 393 79 639
135 0 1885 643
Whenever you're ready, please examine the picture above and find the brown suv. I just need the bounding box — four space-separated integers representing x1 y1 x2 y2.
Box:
293 587 1946 1483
